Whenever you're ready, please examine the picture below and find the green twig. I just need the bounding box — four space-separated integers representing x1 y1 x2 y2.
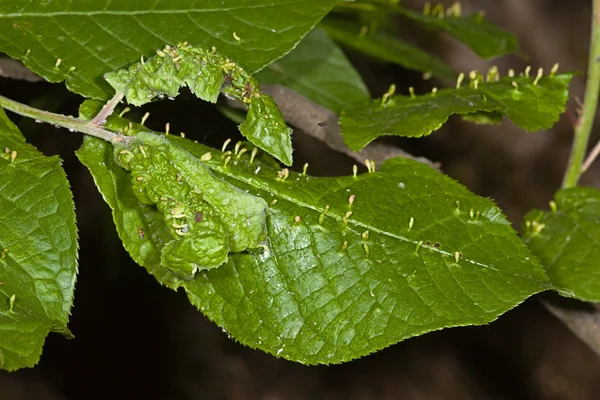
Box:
0 94 124 143
91 91 124 125
562 0 600 188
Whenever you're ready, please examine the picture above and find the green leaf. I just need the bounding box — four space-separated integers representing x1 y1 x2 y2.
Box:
320 18 457 80
77 100 550 364
255 28 370 113
0 108 77 371
239 94 293 165
112 131 268 280
104 43 293 165
397 7 520 59
338 0 520 59
0 0 337 99
341 72 573 151
523 188 600 302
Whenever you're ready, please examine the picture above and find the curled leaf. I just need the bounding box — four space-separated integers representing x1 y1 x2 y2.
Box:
105 43 293 165
112 131 267 279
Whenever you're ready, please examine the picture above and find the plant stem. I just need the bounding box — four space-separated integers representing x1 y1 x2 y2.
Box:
562 0 600 188
0 94 119 143
91 91 124 125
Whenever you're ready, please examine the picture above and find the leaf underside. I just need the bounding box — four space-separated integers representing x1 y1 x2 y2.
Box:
0 108 78 371
523 187 600 302
0 0 337 99
77 100 550 365
340 72 573 151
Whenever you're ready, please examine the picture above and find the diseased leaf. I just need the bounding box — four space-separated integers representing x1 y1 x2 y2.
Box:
0 108 77 371
113 131 267 280
78 100 550 365
104 43 293 165
523 188 600 302
256 28 370 113
320 18 457 80
341 72 573 151
0 0 337 99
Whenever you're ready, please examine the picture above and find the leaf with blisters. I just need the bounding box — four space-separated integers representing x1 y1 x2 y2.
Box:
78 100 550 364
256 28 370 113
112 131 267 279
0 108 78 371
320 18 457 80
523 188 600 302
105 43 293 165
341 72 573 151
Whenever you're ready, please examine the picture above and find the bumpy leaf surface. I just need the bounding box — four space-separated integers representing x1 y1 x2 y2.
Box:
341 72 573 151
523 188 600 302
105 43 293 165
0 0 337 99
256 28 370 113
77 101 551 364
320 18 457 80
0 108 77 371
113 131 267 280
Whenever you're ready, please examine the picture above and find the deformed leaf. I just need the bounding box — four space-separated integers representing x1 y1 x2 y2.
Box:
320 18 457 80
105 43 293 165
0 108 78 371
256 28 371 113
523 188 600 302
0 0 338 99
78 100 551 365
112 131 267 280
341 71 573 151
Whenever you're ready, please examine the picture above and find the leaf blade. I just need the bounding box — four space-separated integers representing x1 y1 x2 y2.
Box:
0 0 337 99
341 72 573 151
523 187 600 302
0 108 78 371
77 101 551 364
320 17 458 80
256 28 371 113
398 8 520 59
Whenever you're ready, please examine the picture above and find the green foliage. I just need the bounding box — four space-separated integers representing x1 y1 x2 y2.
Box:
256 28 370 113
320 18 457 80
341 71 573 151
77 100 551 365
105 43 293 165
337 0 520 59
0 0 588 371
0 109 77 371
396 6 520 59
112 132 267 280
523 188 600 302
0 0 337 99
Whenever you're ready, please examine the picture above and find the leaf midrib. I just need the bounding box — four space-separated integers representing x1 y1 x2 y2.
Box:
0 2 307 18
208 163 514 273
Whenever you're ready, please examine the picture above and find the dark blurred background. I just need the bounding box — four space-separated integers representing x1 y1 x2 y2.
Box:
2 0 600 399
